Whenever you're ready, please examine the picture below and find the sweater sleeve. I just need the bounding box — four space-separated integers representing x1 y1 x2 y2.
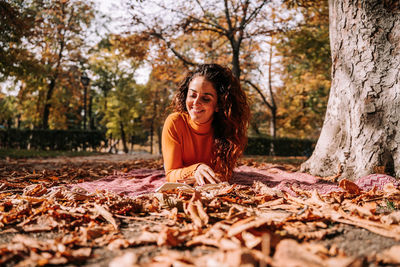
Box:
161 114 200 183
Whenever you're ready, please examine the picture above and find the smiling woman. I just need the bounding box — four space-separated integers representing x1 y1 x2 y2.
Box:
161 64 250 185
186 76 219 124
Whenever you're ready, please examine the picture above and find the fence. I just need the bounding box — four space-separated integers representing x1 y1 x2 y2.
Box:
0 129 316 156
245 136 316 156
0 129 106 151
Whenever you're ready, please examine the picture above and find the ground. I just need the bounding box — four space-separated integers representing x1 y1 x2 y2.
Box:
1 154 400 266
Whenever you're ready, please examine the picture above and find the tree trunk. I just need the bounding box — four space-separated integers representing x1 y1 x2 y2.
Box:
301 0 400 180
157 126 162 155
83 83 87 130
119 122 129 154
245 80 277 139
267 41 276 139
42 78 56 129
42 40 64 129
150 118 154 154
231 46 241 79
89 93 94 130
130 136 134 152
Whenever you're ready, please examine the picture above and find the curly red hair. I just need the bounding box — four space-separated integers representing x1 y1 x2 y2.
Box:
173 64 250 180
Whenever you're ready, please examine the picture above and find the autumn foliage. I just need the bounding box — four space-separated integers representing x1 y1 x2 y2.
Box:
1 0 331 150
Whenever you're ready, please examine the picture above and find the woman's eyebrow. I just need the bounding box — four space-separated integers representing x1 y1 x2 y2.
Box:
188 89 215 97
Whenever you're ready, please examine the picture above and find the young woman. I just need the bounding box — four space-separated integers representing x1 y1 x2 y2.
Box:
162 64 250 185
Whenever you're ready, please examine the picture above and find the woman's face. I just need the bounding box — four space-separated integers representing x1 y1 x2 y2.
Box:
186 76 218 124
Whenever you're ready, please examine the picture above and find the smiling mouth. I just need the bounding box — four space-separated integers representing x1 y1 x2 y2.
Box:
192 109 204 114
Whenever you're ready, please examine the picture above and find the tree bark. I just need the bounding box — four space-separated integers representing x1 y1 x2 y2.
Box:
41 5 69 129
150 118 154 154
301 0 400 180
119 121 129 154
267 41 276 139
42 76 57 129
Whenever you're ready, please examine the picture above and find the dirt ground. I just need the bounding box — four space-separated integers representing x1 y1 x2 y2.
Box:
1 154 400 266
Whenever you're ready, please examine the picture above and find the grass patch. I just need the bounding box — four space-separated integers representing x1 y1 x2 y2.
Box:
0 149 105 159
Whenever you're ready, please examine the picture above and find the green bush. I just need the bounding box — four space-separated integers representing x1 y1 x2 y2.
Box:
245 137 316 156
0 129 106 151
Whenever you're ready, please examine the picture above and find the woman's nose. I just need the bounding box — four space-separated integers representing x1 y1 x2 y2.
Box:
193 96 201 105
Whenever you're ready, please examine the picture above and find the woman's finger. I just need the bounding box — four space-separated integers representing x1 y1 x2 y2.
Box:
178 177 196 184
205 168 221 183
201 169 217 184
195 173 205 185
213 175 222 183
206 167 216 177
194 164 221 185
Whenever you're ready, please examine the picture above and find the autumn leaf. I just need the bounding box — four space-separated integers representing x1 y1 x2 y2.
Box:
339 179 361 194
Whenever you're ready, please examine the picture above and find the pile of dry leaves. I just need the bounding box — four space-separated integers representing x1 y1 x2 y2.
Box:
1 158 400 266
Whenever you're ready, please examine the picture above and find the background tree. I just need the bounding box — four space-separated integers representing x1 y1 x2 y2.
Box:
276 0 331 139
15 0 95 129
0 0 336 155
128 0 285 78
90 38 118 132
90 35 146 153
245 40 278 139
0 94 18 128
102 78 144 153
301 0 400 179
0 0 39 80
115 31 193 153
142 59 184 154
127 0 296 140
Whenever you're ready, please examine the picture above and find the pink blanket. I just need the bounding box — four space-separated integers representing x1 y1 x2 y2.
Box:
71 166 399 197
232 166 399 195
71 169 166 197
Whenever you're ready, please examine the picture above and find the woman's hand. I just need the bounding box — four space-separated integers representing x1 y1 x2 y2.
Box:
194 164 221 185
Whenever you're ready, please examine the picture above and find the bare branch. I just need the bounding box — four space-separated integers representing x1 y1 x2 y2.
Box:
155 2 228 34
240 0 269 31
223 0 234 33
149 31 197 67
185 26 226 35
195 0 207 14
245 79 273 110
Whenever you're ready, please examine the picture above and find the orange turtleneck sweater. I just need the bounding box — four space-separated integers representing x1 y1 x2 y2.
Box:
161 112 214 182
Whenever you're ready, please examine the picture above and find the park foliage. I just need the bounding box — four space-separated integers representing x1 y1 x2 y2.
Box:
0 0 330 152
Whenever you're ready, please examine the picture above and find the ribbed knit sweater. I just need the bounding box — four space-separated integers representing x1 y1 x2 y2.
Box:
161 112 214 182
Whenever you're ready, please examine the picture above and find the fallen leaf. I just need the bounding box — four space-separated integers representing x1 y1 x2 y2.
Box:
241 231 262 249
339 179 361 195
93 204 118 230
272 239 356 267
184 192 209 228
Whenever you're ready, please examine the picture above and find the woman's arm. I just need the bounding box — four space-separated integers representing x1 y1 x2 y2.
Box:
161 114 200 183
161 114 220 184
